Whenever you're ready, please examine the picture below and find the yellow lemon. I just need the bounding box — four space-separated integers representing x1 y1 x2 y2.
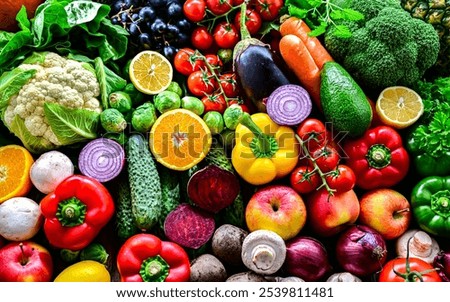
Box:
54 260 110 282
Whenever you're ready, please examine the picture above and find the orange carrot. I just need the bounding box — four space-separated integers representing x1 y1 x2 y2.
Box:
279 34 322 110
279 17 334 69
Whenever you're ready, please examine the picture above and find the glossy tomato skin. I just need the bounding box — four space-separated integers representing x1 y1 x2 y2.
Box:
205 54 223 73
213 22 239 49
206 0 233 15
183 0 206 22
252 0 283 21
311 145 340 172
234 9 262 35
202 93 227 114
379 258 442 282
325 164 356 193
290 165 320 194
173 48 205 76
191 26 214 50
296 118 328 152
219 73 239 98
187 70 217 97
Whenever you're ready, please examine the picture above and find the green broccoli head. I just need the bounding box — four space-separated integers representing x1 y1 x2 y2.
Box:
349 0 401 21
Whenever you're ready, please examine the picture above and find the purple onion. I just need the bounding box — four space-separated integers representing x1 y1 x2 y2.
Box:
434 250 450 281
336 225 387 277
284 236 331 281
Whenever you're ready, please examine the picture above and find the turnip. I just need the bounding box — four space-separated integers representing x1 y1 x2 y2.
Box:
0 197 43 241
30 150 74 194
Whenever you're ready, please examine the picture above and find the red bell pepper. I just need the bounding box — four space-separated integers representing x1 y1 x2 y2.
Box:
343 126 409 190
40 174 115 251
117 234 190 282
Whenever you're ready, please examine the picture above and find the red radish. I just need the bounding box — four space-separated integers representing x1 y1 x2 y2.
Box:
187 165 240 214
78 138 125 183
164 203 215 249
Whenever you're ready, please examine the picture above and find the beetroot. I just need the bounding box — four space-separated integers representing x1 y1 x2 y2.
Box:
164 203 215 249
187 165 240 213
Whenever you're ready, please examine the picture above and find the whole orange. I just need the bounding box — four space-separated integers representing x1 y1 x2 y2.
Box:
0 0 44 32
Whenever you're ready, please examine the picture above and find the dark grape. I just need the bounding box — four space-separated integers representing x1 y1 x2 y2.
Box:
120 12 129 22
111 16 120 25
167 2 182 17
128 23 140 36
163 45 177 60
139 6 155 22
150 19 167 33
146 0 164 7
139 33 152 49
111 1 125 14
131 13 140 22
124 0 140 7
176 18 191 32
167 24 180 36
176 32 189 46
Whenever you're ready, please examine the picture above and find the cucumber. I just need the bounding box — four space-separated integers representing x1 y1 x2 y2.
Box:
157 164 181 229
115 175 139 241
127 134 162 231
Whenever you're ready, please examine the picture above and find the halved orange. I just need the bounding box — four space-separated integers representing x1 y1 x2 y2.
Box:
149 109 212 171
376 86 424 129
129 50 173 95
0 145 34 203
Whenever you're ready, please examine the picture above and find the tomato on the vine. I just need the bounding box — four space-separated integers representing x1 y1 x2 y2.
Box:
213 22 240 49
206 0 233 15
187 70 217 97
232 0 245 5
310 145 340 172
205 54 223 73
379 257 442 282
252 0 283 21
290 165 320 194
234 9 262 35
183 0 206 22
201 93 227 114
191 26 214 51
228 100 250 113
296 118 327 152
173 48 205 76
325 164 356 193
219 73 239 98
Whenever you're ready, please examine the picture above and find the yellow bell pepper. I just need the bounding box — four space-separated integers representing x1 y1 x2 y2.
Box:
231 113 299 185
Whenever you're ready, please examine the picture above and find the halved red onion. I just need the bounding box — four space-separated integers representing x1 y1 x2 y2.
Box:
78 138 125 183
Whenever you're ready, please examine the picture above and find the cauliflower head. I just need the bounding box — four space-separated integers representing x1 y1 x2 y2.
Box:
0 52 102 153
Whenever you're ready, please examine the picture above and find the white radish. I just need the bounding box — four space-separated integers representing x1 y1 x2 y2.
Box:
0 197 43 241
30 150 74 194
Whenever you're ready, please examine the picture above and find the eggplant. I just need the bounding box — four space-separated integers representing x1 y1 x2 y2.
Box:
233 3 291 112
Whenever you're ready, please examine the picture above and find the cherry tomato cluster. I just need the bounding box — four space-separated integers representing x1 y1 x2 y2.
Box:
183 0 283 51
290 118 357 195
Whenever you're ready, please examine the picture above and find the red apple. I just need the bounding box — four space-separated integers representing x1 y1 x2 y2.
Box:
245 185 307 240
0 241 53 282
359 188 411 240
306 188 360 237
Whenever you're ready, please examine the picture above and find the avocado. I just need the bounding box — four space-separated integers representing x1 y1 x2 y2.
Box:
320 61 372 137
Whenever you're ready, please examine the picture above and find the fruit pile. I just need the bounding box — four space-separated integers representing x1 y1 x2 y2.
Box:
0 0 450 283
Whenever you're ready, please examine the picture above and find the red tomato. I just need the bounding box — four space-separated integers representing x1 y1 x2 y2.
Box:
310 145 340 172
234 9 262 35
252 0 283 21
379 258 442 282
219 73 239 98
183 0 206 22
173 48 205 76
228 100 250 113
205 54 223 73
201 93 227 114
191 26 214 51
325 164 356 193
206 0 233 15
296 118 327 152
187 70 217 97
232 0 245 5
213 22 240 49
290 165 320 195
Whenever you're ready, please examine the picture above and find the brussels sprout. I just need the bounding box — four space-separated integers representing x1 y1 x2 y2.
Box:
165 81 183 97
103 131 127 145
154 91 181 114
100 108 128 133
80 243 109 265
218 49 233 65
223 104 244 130
181 96 204 116
60 249 80 263
203 111 224 135
123 83 145 106
131 102 157 133
108 91 132 113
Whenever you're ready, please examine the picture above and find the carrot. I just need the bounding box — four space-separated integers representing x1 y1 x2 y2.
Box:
279 34 322 110
279 17 333 69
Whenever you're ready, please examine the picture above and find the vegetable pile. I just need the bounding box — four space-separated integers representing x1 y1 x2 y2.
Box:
0 0 450 283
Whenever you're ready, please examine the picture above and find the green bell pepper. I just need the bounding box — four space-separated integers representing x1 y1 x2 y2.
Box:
411 176 450 238
407 135 450 176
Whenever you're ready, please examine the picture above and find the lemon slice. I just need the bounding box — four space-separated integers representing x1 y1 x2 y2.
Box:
376 86 424 129
129 50 173 95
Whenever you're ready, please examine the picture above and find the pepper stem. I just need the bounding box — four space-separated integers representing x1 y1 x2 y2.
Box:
366 144 391 169
56 197 87 227
239 113 279 158
431 190 450 218
139 255 170 282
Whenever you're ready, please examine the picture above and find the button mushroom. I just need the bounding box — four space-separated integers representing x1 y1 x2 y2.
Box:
395 229 440 264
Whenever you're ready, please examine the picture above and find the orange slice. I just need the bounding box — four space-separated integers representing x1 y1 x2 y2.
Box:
129 50 173 95
0 145 34 203
376 86 424 129
149 109 212 171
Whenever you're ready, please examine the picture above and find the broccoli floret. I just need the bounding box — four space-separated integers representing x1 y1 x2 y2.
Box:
350 0 401 20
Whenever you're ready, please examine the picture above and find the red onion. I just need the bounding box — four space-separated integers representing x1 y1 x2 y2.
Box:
336 225 387 277
78 138 125 183
434 250 450 281
284 236 331 281
266 84 312 126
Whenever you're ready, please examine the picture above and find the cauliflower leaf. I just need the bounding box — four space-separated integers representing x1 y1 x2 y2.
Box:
0 68 36 109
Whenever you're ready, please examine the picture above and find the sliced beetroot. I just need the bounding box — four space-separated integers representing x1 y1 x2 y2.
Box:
164 203 215 249
187 165 240 214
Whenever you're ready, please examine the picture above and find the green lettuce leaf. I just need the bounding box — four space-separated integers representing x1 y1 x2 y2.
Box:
0 68 36 108
32 2 71 48
65 0 110 31
44 102 100 145
9 115 54 154
94 57 127 109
